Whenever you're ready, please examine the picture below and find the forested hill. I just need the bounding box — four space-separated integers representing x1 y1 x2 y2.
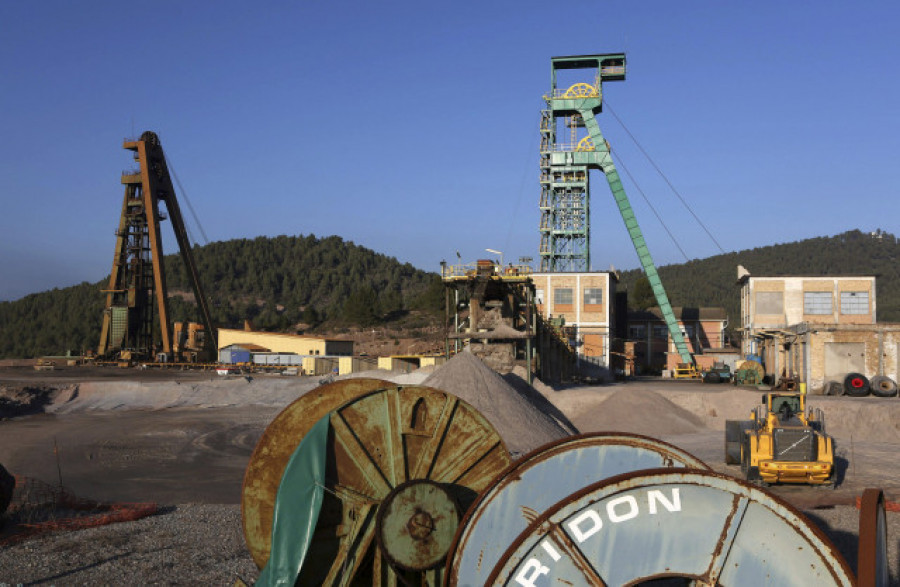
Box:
4 229 898 359
617 229 900 330
0 234 441 359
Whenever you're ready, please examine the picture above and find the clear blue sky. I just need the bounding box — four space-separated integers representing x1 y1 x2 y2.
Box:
2 1 899 301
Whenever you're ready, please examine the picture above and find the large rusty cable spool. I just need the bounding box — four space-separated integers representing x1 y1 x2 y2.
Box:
858 488 889 587
242 380 511 584
446 432 710 585
487 469 855 586
0 463 14 519
242 377 393 568
736 359 764 384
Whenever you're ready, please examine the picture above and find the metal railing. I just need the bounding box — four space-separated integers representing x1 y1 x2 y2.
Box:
441 262 533 280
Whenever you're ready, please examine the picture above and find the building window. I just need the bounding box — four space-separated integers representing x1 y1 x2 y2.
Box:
756 291 784 314
840 291 869 315
535 289 544 305
584 288 602 306
554 288 573 305
628 324 646 340
804 291 832 315
652 325 669 339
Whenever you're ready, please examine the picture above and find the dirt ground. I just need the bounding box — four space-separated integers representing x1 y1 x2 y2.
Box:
2 364 898 505
1 365 898 583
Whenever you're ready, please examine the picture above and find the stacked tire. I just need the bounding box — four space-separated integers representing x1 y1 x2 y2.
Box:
843 373 870 397
823 381 843 396
869 375 899 398
837 373 899 397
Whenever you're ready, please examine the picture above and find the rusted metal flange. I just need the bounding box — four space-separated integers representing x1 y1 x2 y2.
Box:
243 380 511 584
858 488 889 587
488 468 854 586
376 479 461 572
241 377 392 568
446 432 709 586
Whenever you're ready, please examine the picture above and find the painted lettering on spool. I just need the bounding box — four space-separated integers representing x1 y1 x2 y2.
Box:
514 488 681 587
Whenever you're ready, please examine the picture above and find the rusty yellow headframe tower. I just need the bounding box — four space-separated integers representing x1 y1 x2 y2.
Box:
97 131 216 360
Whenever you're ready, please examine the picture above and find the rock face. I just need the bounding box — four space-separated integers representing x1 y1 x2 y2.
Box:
423 351 572 455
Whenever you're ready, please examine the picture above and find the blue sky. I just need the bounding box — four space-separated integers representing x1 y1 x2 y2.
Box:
2 1 899 301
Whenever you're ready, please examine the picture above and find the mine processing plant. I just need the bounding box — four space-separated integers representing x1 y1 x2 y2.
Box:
97 131 216 362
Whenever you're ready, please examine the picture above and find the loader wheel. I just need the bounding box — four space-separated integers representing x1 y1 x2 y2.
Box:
823 381 843 396
869 375 899 398
844 373 870 397
740 437 750 476
724 421 744 465
746 466 762 484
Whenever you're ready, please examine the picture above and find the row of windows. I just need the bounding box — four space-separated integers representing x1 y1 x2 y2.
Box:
629 324 694 340
758 291 870 315
535 287 603 306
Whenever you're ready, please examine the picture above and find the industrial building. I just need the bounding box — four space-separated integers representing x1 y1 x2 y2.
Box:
217 328 353 362
627 306 732 372
531 271 616 370
737 266 899 391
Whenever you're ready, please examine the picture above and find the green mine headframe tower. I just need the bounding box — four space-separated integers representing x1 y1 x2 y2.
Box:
538 54 693 363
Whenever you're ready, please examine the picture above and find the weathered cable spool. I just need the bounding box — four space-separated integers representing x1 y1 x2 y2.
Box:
446 433 709 585
858 488 889 587
486 469 855 586
0 463 14 519
242 379 511 585
242 377 393 569
735 359 764 385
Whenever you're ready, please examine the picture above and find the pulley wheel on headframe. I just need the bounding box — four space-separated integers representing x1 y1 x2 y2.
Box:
446 432 709 586
242 380 511 584
242 377 393 569
488 468 855 586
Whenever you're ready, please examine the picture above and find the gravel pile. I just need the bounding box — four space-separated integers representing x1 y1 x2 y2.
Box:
423 351 572 454
573 387 706 436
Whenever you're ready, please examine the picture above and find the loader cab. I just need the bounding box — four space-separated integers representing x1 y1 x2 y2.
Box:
765 393 804 425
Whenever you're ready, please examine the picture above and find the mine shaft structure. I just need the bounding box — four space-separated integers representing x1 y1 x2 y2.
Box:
539 54 693 363
97 131 216 361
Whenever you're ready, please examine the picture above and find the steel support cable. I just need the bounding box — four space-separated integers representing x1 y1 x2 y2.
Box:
604 100 726 255
165 152 209 246
611 150 690 262
503 116 540 258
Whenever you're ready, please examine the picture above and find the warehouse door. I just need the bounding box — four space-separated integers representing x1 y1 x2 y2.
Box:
824 342 865 378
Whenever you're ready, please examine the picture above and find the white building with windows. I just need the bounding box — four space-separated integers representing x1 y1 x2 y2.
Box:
736 267 900 391
738 269 876 356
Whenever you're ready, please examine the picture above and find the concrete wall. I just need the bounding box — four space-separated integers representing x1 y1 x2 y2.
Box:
377 356 419 372
338 356 378 375
302 356 339 376
757 324 900 393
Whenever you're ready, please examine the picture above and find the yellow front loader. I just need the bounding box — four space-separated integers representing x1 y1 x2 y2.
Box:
725 392 834 486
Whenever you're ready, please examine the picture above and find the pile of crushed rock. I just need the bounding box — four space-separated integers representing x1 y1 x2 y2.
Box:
423 351 574 455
